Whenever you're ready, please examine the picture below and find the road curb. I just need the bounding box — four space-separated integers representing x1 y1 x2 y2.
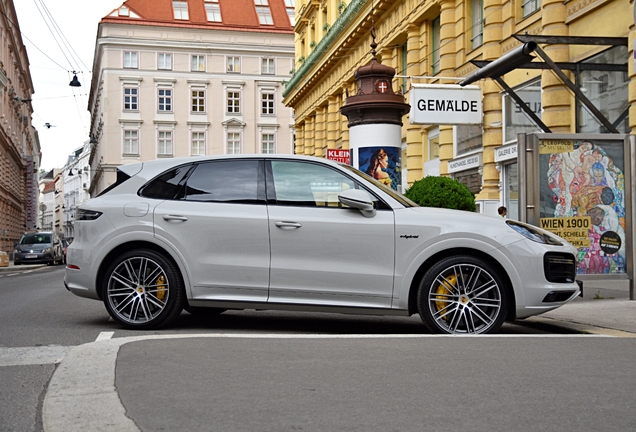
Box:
517 316 636 338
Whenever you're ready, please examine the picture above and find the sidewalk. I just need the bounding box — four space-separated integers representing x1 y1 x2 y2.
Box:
0 261 48 272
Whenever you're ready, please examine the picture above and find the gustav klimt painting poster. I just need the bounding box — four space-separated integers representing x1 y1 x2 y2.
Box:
539 139 626 275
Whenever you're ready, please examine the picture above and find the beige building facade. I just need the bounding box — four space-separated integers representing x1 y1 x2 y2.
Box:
88 0 295 195
283 0 632 216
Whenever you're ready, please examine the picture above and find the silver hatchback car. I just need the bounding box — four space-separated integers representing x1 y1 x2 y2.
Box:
65 155 580 334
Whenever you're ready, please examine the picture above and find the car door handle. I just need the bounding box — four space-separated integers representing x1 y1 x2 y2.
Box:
163 215 188 222
275 221 302 229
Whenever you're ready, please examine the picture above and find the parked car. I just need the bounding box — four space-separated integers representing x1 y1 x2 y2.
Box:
15 231 64 266
64 155 580 334
61 239 69 264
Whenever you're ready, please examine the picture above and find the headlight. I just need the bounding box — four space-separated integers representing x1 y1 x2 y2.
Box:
76 208 103 221
44 247 52 254
506 220 563 245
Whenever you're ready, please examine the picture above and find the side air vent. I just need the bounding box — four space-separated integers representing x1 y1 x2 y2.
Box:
544 252 576 283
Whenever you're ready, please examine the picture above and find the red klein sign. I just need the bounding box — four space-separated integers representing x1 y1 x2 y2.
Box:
327 149 351 165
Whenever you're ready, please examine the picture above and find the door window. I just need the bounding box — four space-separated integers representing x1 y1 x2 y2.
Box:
184 160 265 204
269 160 358 207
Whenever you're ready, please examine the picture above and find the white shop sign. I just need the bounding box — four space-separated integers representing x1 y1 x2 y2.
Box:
410 84 482 125
448 153 481 174
494 143 518 162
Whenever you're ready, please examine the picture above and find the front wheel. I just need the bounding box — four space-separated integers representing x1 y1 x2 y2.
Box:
417 255 508 335
103 249 184 330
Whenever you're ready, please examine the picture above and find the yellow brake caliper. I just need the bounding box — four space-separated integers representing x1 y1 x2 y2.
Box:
436 275 457 320
156 275 167 301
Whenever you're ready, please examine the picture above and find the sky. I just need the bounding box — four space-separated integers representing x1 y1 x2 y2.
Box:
14 0 124 171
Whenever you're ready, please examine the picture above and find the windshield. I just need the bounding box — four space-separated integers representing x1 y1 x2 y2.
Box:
341 164 418 208
20 233 52 244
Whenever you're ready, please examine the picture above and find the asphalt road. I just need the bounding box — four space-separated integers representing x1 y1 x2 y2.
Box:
1 266 635 431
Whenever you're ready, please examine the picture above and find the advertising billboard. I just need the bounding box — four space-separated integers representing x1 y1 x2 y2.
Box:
520 134 633 280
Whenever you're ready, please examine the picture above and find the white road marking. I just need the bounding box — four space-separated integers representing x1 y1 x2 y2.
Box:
95 331 114 342
0 346 72 367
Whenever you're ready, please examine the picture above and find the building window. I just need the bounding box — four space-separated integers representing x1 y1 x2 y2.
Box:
124 130 139 155
123 51 138 68
285 0 295 25
471 0 484 50
191 90 205 113
262 58 275 75
173 0 189 19
503 78 541 144
191 131 206 155
227 56 241 73
123 87 138 111
158 53 172 70
192 55 205 72
158 131 173 156
255 0 273 25
227 132 241 154
262 133 275 154
261 92 275 115
227 91 241 114
599 74 609 93
431 17 440 75
521 0 541 18
205 0 222 22
158 88 172 112
455 125 483 156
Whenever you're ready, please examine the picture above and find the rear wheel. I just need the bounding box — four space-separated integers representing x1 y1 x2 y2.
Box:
103 249 184 330
417 255 508 335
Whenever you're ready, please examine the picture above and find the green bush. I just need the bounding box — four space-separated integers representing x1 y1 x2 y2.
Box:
405 176 476 211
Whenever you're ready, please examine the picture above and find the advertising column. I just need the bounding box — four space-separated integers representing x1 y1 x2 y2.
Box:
340 55 410 192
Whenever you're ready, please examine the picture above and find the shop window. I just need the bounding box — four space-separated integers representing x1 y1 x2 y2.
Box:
455 125 482 156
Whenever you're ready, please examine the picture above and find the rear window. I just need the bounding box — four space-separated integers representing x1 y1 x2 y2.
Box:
97 169 132 197
139 164 193 200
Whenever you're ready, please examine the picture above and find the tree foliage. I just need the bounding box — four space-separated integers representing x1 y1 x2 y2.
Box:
405 176 476 212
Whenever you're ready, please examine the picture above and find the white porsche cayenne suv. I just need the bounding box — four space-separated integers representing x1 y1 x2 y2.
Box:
65 155 580 334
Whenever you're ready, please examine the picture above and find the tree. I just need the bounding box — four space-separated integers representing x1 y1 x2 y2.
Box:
405 176 476 211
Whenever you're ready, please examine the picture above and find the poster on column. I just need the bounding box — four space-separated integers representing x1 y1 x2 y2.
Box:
358 146 401 191
538 138 626 275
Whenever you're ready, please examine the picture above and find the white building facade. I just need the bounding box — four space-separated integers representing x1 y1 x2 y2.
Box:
87 0 295 195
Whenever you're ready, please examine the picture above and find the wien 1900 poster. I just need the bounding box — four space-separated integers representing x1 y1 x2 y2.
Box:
539 139 626 275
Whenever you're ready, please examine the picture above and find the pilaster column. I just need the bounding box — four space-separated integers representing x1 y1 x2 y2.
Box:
438 0 457 176
295 123 305 155
477 0 503 200
340 86 351 150
314 106 326 157
406 24 423 183
541 0 570 132
327 95 339 149
304 115 315 156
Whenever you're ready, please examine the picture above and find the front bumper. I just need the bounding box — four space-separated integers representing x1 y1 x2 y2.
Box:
14 252 54 265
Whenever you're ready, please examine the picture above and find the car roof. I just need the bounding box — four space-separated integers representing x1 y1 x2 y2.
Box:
119 154 343 178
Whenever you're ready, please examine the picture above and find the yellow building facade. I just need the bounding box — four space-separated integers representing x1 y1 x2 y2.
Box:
283 0 633 217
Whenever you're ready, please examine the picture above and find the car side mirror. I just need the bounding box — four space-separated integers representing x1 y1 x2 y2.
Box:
338 189 376 218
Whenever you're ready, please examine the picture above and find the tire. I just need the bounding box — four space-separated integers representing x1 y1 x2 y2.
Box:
103 249 184 330
417 255 508 335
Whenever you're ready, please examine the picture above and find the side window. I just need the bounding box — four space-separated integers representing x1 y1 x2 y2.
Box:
139 165 193 199
184 160 264 203
270 160 360 207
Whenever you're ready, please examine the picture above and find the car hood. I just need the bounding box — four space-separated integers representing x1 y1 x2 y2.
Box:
403 206 523 247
